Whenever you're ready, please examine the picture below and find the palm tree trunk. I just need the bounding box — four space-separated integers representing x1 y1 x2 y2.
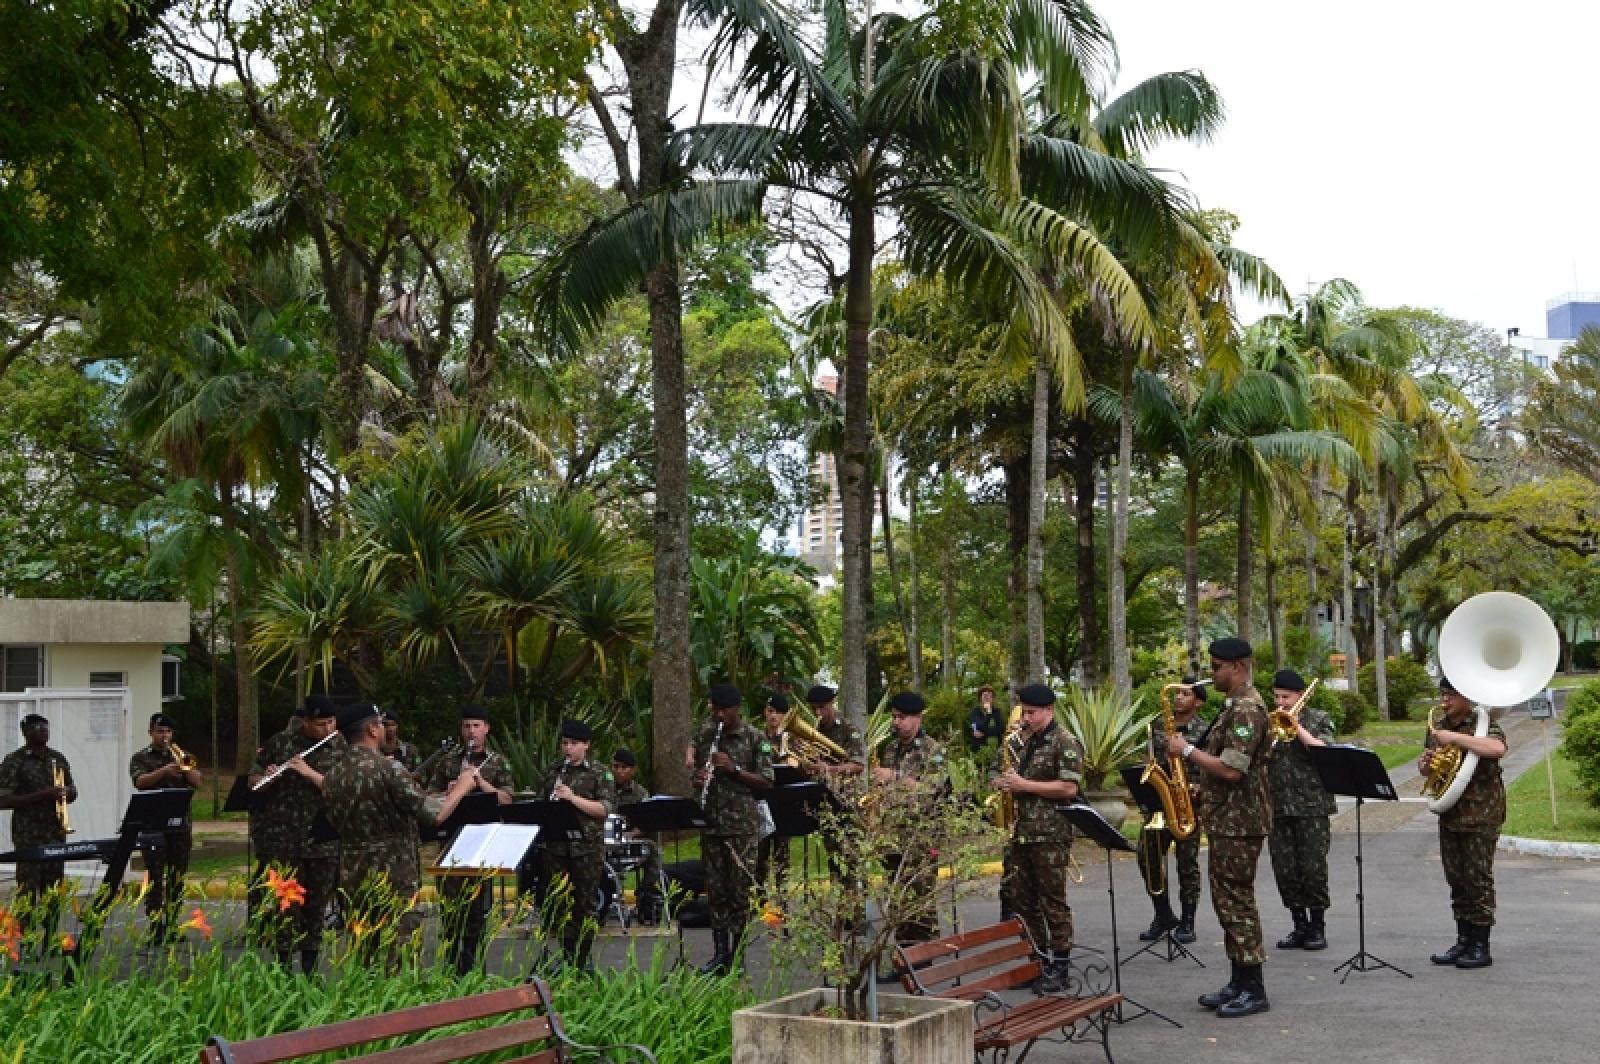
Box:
838 197 876 731
1070 427 1102 686
1342 507 1359 689
940 545 956 684
1303 467 1322 644
1108 359 1133 699
880 465 914 683
906 478 923 690
1003 456 1030 693
1265 547 1283 668
1372 468 1391 720
220 490 259 775
1025 352 1049 684
1235 490 1254 642
1184 466 1201 672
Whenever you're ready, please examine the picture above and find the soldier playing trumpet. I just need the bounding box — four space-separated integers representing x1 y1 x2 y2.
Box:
0 714 77 930
129 711 203 941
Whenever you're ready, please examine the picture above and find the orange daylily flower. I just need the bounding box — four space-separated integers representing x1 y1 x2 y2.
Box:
180 907 214 941
759 904 784 930
1 910 21 963
265 868 307 911
59 933 76 952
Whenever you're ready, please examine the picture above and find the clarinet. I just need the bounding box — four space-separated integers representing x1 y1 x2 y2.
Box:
698 721 725 805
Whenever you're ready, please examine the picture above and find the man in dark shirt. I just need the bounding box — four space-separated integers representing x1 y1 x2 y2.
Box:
966 685 1005 752
0 714 77 932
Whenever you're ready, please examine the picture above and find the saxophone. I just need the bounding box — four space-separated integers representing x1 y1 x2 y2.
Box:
1139 683 1198 841
994 707 1023 831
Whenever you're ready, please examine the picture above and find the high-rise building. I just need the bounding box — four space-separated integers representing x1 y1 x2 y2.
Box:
1545 291 1600 340
797 375 844 581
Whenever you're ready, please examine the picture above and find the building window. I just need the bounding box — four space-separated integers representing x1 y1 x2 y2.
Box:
89 671 128 689
1 645 44 692
162 656 183 701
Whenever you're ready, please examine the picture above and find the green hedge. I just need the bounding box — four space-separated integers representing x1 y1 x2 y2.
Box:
1560 680 1600 808
1357 657 1434 721
1334 689 1371 733
1574 641 1600 671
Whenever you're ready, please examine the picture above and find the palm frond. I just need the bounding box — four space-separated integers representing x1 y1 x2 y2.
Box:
1094 70 1224 158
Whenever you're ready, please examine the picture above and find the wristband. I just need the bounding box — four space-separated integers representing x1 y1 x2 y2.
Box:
1182 743 1195 761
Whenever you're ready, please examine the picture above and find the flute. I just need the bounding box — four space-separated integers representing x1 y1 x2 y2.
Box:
252 732 339 790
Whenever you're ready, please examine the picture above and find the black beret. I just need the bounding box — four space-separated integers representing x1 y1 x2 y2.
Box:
560 718 593 742
805 685 836 705
149 712 176 729
1016 684 1057 708
708 683 742 708
1439 673 1459 694
337 702 381 734
1182 676 1210 701
20 714 48 732
1209 637 1253 662
611 747 636 767
460 703 490 722
381 708 398 723
1272 669 1307 692
303 693 339 720
889 691 926 715
290 706 305 718
767 693 790 713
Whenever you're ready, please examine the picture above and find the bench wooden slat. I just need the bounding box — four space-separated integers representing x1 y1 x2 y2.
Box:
906 938 1035 987
349 1019 557 1063
975 994 1123 1050
493 1053 564 1064
898 919 1029 966
932 963 1040 998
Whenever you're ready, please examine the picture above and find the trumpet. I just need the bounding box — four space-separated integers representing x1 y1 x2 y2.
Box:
52 762 73 836
252 732 339 790
169 741 199 772
1270 678 1320 743
698 721 725 805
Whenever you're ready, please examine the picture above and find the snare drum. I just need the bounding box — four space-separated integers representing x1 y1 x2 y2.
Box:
603 814 629 846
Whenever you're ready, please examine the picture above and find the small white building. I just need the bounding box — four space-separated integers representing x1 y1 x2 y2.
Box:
1 599 189 853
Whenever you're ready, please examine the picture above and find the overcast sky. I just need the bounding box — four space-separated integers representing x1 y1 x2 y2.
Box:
1096 0 1600 336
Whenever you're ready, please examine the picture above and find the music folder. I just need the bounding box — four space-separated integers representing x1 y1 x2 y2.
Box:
124 788 193 833
1119 765 1164 818
1306 744 1397 801
1060 801 1137 854
422 791 501 843
614 796 708 835
429 823 541 876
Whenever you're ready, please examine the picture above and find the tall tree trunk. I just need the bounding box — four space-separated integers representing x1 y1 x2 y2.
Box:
1025 353 1049 684
1342 502 1359 689
1069 424 1102 686
1003 457 1030 694
1265 547 1283 668
1372 468 1391 720
1235 490 1254 642
880 465 914 685
838 197 876 731
906 477 923 691
1303 467 1323 648
940 544 956 685
1183 465 1201 672
220 488 259 774
1107 359 1133 700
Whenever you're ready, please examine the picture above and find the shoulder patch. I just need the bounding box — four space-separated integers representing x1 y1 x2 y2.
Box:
601 769 613 782
1233 724 1253 740
758 740 772 754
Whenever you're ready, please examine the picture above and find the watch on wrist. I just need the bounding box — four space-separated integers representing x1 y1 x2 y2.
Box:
1182 743 1195 761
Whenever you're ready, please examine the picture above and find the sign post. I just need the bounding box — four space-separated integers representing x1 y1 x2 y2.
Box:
1527 688 1557 828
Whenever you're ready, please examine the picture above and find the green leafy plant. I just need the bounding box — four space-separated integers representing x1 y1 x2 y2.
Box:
1559 680 1600 807
1357 657 1434 720
1056 686 1155 791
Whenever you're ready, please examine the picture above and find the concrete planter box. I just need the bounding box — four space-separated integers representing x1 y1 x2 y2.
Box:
733 988 974 1064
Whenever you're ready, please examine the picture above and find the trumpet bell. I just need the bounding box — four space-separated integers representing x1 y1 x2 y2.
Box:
1438 592 1559 707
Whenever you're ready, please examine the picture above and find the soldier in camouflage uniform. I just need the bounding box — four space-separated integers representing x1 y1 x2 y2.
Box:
803 684 865 881
755 696 793 892
129 712 203 939
610 748 663 923
873 691 949 947
1420 673 1507 970
532 718 613 971
325 703 473 960
996 684 1083 995
1138 678 1209 945
1265 669 1337 952
1169 637 1274 1018
0 715 77 928
381 710 422 774
248 695 346 973
690 683 774 975
418 703 515 974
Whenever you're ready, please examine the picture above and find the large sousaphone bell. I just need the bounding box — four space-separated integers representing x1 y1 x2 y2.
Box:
1427 592 1558 813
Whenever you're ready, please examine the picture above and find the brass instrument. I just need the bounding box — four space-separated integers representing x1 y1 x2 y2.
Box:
993 707 1023 831
52 761 73 836
1270 678 1321 743
776 707 849 768
698 721 725 805
252 731 340 790
169 741 199 772
1138 683 1198 843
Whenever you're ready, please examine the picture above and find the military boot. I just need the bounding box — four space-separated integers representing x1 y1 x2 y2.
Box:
1275 908 1309 949
454 937 481 976
1174 902 1198 944
699 930 733 976
299 950 319 976
1198 960 1241 1009
1216 964 1270 1018
1031 952 1071 995
1139 895 1179 941
1301 908 1328 951
1454 924 1492 969
1430 919 1471 965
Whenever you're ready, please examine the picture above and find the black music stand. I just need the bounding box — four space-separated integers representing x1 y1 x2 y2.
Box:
423 791 502 844
1060 803 1180 1029
617 797 709 951
1307 744 1412 983
1119 766 1204 968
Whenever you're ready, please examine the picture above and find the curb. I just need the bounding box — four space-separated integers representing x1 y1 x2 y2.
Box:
1498 835 1600 861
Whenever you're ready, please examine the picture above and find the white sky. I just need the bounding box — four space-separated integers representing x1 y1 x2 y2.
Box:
1095 0 1600 336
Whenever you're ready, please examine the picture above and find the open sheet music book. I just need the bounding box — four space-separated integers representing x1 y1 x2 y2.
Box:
433 823 541 874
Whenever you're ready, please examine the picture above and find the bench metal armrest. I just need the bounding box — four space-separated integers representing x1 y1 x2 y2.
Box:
564 1040 660 1064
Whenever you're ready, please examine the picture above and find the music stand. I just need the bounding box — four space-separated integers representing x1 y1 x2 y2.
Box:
1306 744 1412 983
423 791 502 844
617 797 709 958
1060 803 1180 1029
1119 766 1203 968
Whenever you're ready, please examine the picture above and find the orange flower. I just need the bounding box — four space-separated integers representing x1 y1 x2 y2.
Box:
265 868 307 911
59 933 76 953
0 910 20 963
180 907 213 941
759 905 784 930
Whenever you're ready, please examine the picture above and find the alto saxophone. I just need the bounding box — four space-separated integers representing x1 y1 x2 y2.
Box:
1139 683 1198 841
994 708 1023 831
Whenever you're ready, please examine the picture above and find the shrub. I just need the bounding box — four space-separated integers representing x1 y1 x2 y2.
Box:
1357 657 1434 721
1335 689 1371 734
1573 640 1600 670
1250 679 1345 735
921 684 974 746
1560 680 1600 807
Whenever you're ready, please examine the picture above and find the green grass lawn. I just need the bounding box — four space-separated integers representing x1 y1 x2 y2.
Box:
1503 751 1600 844
1549 673 1597 691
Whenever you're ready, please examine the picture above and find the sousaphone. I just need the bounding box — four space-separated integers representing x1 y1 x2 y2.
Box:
1428 592 1558 813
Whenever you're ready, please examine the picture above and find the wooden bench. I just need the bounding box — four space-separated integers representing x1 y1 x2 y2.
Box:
199 978 656 1064
893 919 1121 1064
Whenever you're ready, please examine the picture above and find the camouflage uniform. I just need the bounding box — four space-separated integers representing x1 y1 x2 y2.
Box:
419 746 515 969
811 715 867 879
1139 714 1208 908
1429 714 1507 926
0 744 75 902
755 730 791 891
1195 688 1274 966
1003 722 1084 958
533 757 614 960
323 745 442 945
877 730 949 942
693 719 774 936
385 740 422 774
614 778 664 917
249 729 347 955
1266 707 1337 911
128 743 198 923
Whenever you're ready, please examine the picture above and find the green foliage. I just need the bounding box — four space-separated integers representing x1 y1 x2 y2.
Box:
1357 657 1434 721
1574 641 1600 670
1056 686 1156 790
1559 681 1600 807
689 533 822 700
1334 689 1371 734
921 684 976 746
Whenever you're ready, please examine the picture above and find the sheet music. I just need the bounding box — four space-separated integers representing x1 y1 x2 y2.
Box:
437 823 540 871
